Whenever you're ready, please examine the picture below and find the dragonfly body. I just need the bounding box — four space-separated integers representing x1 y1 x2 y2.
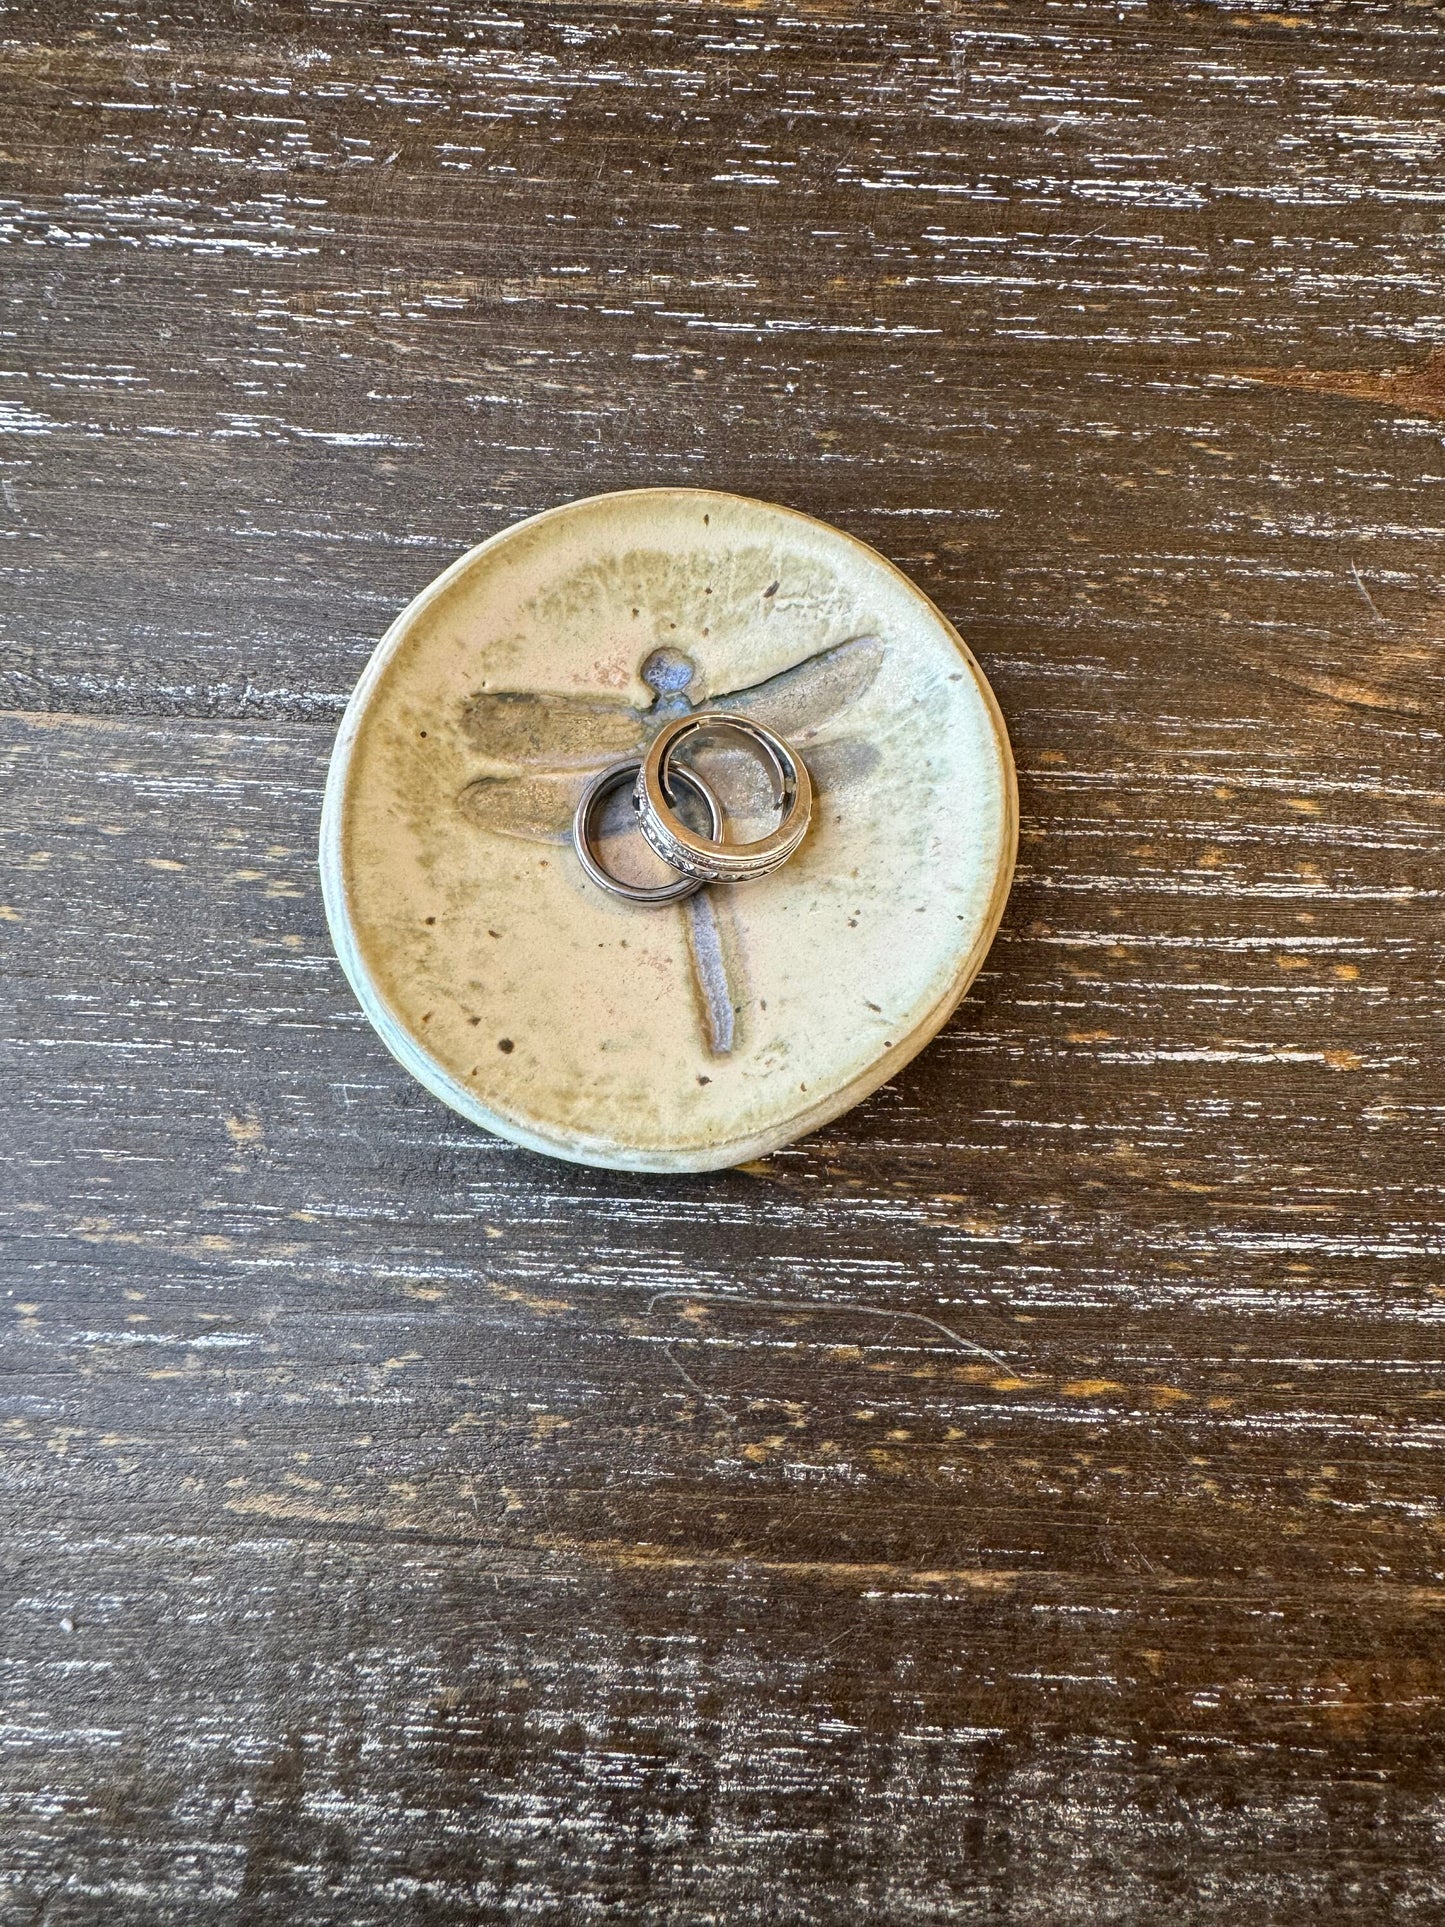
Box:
457 636 883 1054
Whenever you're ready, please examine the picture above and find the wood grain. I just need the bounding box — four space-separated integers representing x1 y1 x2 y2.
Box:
2 1 1444 1918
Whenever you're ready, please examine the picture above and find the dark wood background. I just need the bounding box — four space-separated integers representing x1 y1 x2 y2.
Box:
4 1 1444 1919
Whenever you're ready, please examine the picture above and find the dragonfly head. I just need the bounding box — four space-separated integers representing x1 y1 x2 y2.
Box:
640 647 698 716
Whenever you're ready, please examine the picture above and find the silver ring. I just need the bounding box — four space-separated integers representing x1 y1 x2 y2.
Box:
633 711 813 884
572 757 723 904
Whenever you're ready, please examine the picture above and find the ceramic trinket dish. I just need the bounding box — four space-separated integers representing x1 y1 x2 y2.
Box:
320 487 1017 1171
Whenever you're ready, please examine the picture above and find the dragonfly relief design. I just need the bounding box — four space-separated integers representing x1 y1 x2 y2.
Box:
456 635 884 1056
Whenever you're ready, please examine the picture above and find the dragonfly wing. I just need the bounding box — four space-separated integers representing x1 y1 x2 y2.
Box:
461 690 649 768
805 734 879 795
711 635 883 741
457 771 584 844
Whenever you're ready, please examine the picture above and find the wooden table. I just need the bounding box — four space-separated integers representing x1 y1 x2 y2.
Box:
4 3 1443 1918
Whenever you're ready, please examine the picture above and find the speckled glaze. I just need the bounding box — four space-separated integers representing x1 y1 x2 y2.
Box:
320 488 1016 1171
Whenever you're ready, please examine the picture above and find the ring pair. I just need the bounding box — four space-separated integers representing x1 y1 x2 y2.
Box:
573 711 812 905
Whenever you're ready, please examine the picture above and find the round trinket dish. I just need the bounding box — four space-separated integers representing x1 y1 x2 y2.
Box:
320 487 1016 1172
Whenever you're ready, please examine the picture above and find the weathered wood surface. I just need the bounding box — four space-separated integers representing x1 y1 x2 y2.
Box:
3 2 1444 1919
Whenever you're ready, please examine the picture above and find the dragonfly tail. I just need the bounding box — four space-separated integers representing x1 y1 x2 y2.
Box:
683 893 738 1057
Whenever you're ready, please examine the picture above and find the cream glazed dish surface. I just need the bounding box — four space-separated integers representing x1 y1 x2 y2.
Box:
320 487 1017 1172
